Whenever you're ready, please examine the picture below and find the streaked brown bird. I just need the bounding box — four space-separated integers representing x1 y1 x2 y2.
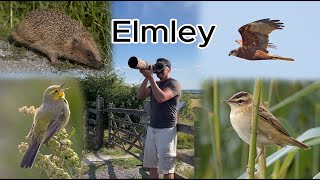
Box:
223 91 310 161
229 18 294 61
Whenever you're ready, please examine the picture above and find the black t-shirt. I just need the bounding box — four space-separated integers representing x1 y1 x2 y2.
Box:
149 78 182 128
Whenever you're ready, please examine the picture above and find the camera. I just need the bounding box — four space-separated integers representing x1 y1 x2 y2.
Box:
128 56 165 73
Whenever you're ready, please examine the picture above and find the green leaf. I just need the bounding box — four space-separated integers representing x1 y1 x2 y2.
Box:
313 171 320 179
69 127 76 138
238 127 320 179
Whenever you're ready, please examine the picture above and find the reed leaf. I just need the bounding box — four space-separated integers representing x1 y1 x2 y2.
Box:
294 151 300 178
270 82 320 112
238 127 320 179
313 171 320 179
278 151 295 179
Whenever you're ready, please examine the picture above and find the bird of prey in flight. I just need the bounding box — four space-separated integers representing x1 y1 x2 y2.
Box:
229 18 294 61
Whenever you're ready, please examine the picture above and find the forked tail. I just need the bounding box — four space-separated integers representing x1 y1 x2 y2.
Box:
270 54 294 61
289 137 311 150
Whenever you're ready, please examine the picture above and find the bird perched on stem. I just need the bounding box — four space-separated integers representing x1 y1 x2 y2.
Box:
229 18 294 61
20 84 70 168
223 91 310 161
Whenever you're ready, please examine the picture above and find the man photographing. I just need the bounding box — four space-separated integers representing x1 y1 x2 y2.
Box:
137 58 182 179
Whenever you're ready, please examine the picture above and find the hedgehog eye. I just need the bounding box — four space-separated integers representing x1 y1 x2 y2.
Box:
87 51 94 59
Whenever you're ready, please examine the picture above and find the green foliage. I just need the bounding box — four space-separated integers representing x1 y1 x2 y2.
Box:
177 132 194 149
180 92 195 121
0 1 112 68
79 72 143 110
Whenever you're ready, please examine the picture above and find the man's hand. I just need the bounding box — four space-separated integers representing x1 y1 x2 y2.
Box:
139 66 153 80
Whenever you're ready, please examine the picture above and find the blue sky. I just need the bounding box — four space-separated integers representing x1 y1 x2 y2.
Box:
199 1 320 81
112 1 320 90
112 1 201 90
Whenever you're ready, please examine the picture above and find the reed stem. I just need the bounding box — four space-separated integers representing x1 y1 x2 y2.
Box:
313 104 320 175
248 79 262 179
213 79 223 178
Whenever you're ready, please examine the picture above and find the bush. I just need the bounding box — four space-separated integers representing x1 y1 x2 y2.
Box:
79 72 143 110
180 92 195 121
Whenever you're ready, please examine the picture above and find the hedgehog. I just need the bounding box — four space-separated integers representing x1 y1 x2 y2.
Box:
11 9 104 69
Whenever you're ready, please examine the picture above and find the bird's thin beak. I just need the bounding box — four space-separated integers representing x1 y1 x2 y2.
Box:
222 100 229 103
60 83 66 88
59 83 69 91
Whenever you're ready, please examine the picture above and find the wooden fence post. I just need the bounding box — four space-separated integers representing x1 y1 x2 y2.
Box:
96 96 104 150
107 103 114 148
194 120 200 177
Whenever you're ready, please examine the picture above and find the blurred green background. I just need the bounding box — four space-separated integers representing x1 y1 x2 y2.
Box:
0 76 85 178
196 79 320 179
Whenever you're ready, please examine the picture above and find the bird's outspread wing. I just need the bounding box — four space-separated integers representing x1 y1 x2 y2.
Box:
238 18 284 52
258 105 290 136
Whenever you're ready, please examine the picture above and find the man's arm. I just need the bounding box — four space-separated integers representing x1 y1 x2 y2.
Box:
137 77 151 100
148 77 175 103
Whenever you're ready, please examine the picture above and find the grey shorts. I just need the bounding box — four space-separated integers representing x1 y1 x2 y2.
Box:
143 126 177 174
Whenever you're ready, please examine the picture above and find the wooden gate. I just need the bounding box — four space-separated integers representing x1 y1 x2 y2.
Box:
107 101 150 161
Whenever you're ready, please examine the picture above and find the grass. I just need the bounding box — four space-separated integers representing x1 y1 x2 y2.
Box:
191 98 201 108
97 146 127 157
109 157 141 169
175 159 195 178
177 132 194 149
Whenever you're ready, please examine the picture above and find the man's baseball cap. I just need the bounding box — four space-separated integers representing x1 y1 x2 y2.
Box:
156 58 171 69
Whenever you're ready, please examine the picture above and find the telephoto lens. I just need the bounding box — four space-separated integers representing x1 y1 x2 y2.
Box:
128 56 151 70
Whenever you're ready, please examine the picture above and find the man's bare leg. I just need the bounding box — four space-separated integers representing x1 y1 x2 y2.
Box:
163 173 175 179
149 168 159 179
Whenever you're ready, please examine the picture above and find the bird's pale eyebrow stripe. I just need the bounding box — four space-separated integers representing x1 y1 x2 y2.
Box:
233 92 248 99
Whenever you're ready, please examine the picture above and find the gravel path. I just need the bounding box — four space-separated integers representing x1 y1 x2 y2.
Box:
0 39 105 76
81 153 143 179
81 162 142 179
81 150 194 179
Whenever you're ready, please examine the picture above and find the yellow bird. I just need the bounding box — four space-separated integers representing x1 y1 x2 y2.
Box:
21 84 70 168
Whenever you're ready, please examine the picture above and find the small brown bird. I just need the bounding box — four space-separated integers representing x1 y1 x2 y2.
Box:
229 18 294 61
223 91 310 160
